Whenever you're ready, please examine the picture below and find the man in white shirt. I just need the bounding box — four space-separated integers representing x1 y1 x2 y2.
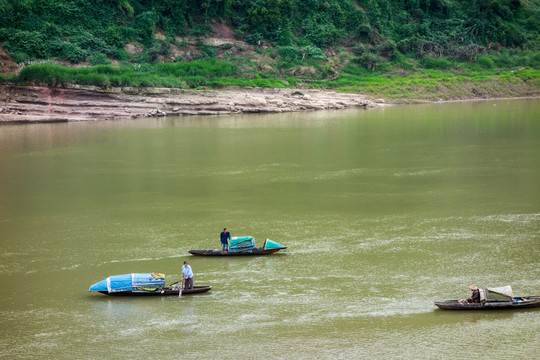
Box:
182 261 194 290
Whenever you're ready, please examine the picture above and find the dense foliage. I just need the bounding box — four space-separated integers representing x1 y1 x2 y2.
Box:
0 0 539 99
1 0 539 63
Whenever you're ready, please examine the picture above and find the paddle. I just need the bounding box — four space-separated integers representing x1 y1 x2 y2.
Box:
178 276 183 298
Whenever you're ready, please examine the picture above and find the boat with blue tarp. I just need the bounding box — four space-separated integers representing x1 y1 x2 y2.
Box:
89 273 211 296
188 237 287 256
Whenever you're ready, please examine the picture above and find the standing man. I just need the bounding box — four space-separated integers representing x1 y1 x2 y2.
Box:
182 261 193 290
220 227 231 251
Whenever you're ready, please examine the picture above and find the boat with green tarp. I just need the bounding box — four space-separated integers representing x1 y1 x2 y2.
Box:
188 237 287 256
435 285 540 310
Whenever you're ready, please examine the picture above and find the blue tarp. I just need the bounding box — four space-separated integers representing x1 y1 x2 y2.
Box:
89 273 165 293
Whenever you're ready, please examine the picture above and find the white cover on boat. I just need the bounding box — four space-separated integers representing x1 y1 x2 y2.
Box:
485 285 514 299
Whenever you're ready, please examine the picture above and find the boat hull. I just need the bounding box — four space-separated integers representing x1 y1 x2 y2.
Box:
434 296 540 310
188 248 283 256
97 285 212 296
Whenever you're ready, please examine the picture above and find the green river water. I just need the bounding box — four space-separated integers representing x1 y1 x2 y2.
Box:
0 99 539 359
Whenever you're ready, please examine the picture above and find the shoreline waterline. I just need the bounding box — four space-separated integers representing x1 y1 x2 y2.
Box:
1 83 539 124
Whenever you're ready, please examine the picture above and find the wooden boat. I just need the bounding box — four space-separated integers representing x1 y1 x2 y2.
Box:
189 237 286 256
97 285 212 296
89 273 211 296
189 248 282 256
435 285 540 310
435 296 540 310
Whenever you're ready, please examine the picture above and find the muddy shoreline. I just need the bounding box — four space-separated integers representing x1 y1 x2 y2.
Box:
0 85 382 124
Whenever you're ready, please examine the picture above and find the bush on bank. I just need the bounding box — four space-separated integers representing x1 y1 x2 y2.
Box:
5 55 539 102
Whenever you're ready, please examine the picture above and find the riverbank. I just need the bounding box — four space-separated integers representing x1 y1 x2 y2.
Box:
0 85 380 123
1 82 539 123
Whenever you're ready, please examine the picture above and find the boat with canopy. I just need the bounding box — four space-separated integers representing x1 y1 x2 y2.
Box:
435 285 540 310
89 273 211 296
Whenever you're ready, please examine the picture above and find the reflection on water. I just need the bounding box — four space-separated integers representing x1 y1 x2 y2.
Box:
0 99 539 359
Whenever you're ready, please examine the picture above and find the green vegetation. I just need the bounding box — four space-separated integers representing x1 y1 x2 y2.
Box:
10 59 289 89
323 67 540 100
7 57 538 101
1 0 539 99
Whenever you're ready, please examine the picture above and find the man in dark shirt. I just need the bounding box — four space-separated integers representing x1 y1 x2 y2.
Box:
467 284 481 303
220 228 231 251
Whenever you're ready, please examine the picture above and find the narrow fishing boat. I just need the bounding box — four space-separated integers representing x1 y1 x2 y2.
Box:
188 237 287 256
435 285 540 310
89 273 211 296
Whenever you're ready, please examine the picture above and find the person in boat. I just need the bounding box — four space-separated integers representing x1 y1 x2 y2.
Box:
220 227 231 251
467 284 481 303
182 261 194 290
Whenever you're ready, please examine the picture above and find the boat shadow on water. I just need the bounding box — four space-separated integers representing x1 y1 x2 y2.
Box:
432 307 539 322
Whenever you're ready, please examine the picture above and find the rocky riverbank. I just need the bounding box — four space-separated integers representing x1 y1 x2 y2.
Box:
0 85 381 123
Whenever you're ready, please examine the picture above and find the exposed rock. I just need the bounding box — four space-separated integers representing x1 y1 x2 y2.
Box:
147 109 166 117
258 64 276 73
124 43 144 56
0 44 21 76
290 66 317 76
243 95 267 106
212 22 235 40
0 85 380 123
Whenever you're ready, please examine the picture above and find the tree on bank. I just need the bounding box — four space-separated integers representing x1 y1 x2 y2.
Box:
0 0 538 83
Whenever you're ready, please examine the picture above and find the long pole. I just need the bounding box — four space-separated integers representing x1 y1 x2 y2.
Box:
179 276 183 298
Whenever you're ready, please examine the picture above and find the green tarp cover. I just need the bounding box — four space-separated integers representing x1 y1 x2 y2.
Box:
229 236 254 246
229 236 255 251
263 239 287 250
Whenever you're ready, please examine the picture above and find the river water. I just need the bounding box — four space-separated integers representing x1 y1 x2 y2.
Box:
0 99 539 359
